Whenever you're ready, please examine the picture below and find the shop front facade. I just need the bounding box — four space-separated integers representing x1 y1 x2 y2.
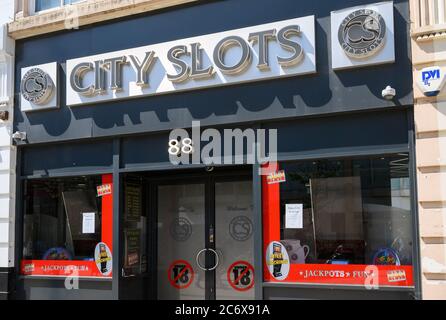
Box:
9 0 421 299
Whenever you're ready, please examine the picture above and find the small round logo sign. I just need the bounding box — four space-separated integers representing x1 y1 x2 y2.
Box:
229 216 253 241
170 217 193 242
168 260 194 289
338 9 386 59
94 242 112 276
227 261 255 291
20 67 54 105
265 241 290 281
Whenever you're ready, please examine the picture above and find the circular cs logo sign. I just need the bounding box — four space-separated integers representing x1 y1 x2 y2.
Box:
338 9 386 59
229 216 252 241
20 68 54 105
170 217 193 242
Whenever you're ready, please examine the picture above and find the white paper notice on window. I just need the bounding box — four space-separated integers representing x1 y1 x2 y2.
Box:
285 204 303 229
82 212 96 234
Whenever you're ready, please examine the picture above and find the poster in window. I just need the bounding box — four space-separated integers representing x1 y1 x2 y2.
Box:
265 241 290 281
82 212 96 234
94 242 112 276
125 184 142 222
285 204 303 229
124 229 141 268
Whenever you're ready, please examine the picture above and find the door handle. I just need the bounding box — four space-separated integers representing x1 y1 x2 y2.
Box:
196 248 207 271
207 249 219 271
196 248 219 271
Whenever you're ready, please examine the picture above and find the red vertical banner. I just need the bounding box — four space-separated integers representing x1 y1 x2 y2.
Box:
261 162 281 281
101 174 113 252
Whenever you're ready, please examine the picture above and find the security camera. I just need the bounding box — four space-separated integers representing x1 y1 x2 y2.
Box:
382 85 396 100
12 131 27 142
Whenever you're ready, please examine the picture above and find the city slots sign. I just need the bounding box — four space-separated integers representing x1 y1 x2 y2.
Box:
19 2 396 111
65 15 316 107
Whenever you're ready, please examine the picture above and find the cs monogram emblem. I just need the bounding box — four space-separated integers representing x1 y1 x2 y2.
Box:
338 9 386 59
20 67 54 105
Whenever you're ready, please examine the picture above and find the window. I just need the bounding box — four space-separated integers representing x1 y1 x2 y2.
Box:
21 174 113 278
262 154 414 287
63 0 83 4
35 0 83 12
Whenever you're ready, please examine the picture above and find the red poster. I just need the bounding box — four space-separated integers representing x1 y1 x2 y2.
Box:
97 183 112 197
266 170 286 184
21 260 112 278
265 263 413 287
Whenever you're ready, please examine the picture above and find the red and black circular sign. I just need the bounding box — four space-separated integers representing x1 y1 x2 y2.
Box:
168 260 194 289
227 261 255 291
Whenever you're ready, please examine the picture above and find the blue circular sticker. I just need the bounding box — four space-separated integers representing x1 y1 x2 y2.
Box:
373 247 401 266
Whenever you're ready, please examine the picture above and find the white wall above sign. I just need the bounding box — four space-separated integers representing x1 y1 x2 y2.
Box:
331 1 395 70
20 62 58 112
65 16 316 107
417 66 446 97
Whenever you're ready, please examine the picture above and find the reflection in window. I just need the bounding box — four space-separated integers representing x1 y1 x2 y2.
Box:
35 0 60 11
63 0 83 4
36 0 83 12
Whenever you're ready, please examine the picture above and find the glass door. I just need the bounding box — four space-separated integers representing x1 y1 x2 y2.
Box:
156 176 254 300
157 183 206 300
215 180 255 299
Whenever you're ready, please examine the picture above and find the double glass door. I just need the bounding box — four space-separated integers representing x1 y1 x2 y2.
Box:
156 177 254 300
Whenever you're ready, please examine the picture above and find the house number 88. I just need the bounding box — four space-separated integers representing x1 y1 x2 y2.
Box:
168 138 194 155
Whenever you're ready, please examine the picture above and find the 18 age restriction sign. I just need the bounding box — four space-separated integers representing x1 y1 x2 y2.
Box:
227 261 255 291
168 260 194 289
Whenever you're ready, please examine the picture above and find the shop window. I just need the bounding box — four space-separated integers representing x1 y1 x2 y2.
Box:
262 154 414 287
21 174 113 278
